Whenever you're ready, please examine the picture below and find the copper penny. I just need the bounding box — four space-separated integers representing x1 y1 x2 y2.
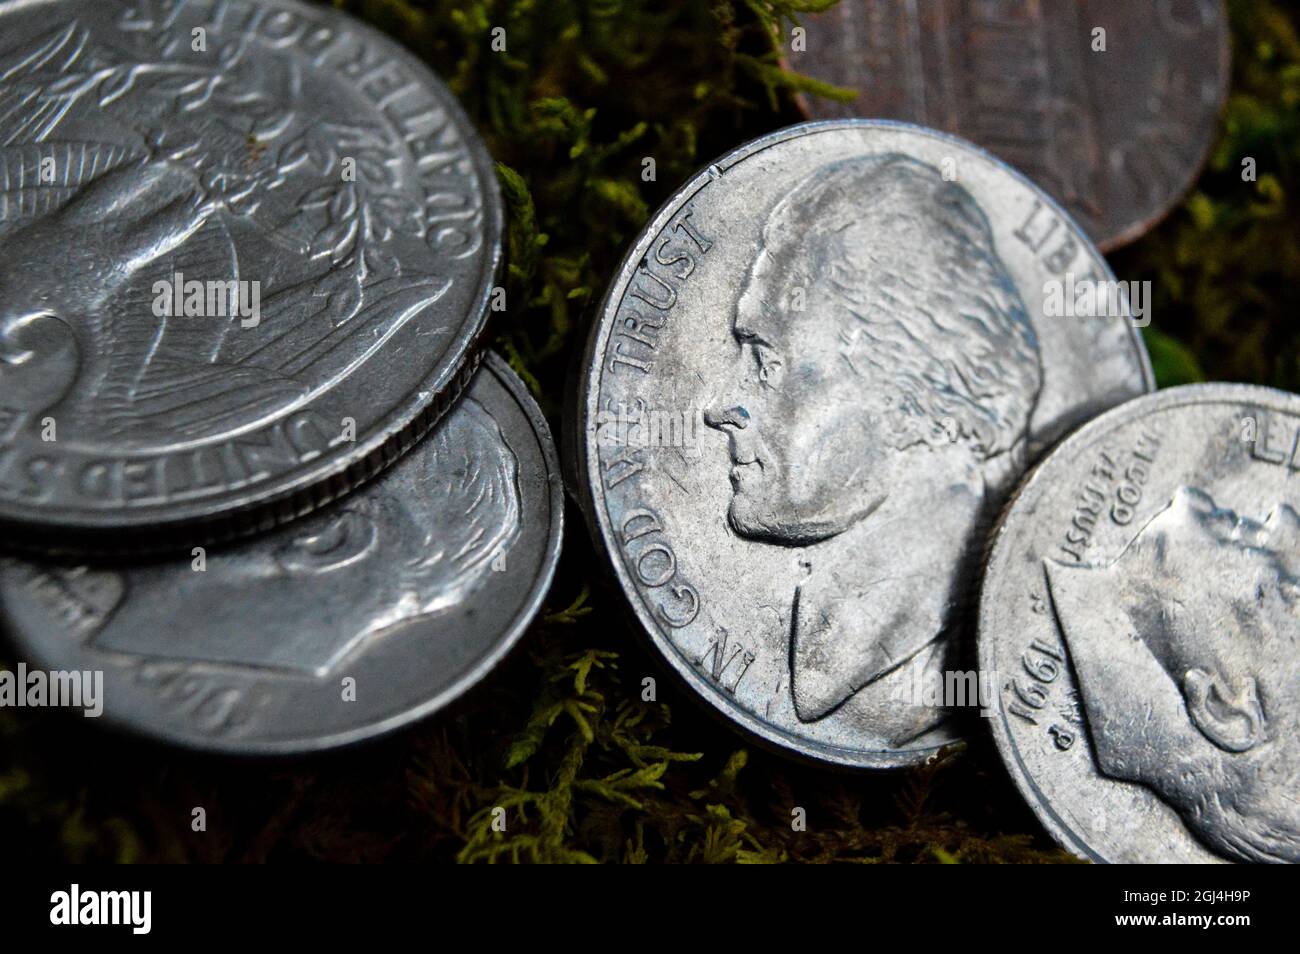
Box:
789 0 1230 250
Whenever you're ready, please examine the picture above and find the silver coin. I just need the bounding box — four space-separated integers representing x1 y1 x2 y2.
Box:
979 383 1300 863
0 353 562 753
574 120 1153 768
0 0 501 548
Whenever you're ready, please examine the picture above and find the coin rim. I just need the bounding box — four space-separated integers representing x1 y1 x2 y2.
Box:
977 381 1292 861
578 118 1155 769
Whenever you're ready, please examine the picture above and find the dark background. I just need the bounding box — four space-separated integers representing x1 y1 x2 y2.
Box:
1 0 1296 862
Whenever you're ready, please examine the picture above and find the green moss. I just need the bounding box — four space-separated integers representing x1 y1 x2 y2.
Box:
2 0 1295 863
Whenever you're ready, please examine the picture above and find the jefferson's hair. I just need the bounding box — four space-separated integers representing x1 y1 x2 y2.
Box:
765 153 1042 461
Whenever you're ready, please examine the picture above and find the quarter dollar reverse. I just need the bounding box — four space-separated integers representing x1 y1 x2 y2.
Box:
980 383 1300 863
0 353 563 754
0 0 501 549
575 120 1153 769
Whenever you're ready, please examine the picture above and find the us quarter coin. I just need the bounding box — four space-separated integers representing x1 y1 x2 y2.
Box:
575 120 1153 768
789 0 1230 250
0 353 562 754
979 383 1300 863
0 0 501 549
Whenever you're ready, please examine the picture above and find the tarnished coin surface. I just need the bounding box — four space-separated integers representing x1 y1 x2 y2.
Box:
0 353 562 753
980 383 1300 863
575 120 1152 768
790 0 1229 250
0 0 501 548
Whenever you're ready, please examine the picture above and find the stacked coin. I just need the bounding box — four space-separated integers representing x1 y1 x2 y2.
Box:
1 354 563 752
0 0 562 751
